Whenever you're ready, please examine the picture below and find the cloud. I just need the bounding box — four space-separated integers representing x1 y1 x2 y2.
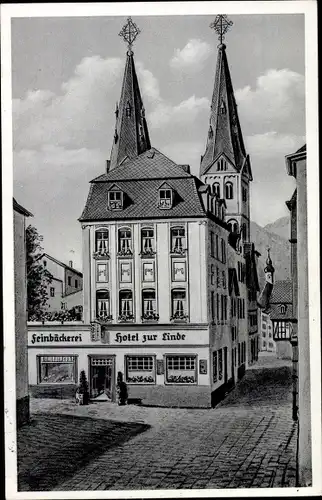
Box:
170 39 213 71
137 63 162 104
246 132 305 159
13 56 124 151
235 69 305 135
148 95 209 129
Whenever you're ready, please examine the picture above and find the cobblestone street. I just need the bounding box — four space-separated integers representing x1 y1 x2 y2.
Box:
18 354 298 491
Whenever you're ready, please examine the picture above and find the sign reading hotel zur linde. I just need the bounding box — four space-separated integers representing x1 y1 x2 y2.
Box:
28 329 208 346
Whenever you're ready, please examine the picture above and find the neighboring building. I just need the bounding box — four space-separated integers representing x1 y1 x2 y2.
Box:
259 311 276 353
26 17 259 408
14 198 33 427
285 145 311 486
40 253 83 312
199 32 260 366
270 279 293 359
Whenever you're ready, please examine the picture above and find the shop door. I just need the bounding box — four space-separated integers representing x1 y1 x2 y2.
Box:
90 357 114 401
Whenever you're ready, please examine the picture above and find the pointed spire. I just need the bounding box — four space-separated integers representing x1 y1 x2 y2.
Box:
109 18 151 171
200 15 247 176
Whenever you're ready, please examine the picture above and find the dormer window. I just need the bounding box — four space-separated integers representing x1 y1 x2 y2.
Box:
220 100 226 114
108 186 123 210
280 305 287 315
159 187 173 209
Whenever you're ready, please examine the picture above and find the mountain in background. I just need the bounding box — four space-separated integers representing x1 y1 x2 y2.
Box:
250 218 290 293
263 216 290 240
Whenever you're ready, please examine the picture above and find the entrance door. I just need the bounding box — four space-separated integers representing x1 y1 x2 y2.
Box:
90 357 114 401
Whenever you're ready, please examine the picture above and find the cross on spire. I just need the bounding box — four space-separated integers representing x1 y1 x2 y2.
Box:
210 14 233 45
119 17 141 54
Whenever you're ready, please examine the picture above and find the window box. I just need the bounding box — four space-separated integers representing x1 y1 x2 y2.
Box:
126 355 155 384
170 247 187 256
96 314 113 323
141 312 159 322
167 375 195 384
118 313 135 323
117 249 133 258
139 249 156 258
93 249 110 259
170 313 188 322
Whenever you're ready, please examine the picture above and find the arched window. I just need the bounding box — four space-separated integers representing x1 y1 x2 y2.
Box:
171 289 187 320
96 290 110 320
141 227 154 253
170 227 186 253
225 182 233 199
95 229 109 255
118 228 132 254
119 290 133 320
212 183 220 197
217 158 227 171
227 219 238 233
142 289 157 320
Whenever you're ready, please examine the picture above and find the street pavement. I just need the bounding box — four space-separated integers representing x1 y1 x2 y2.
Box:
17 354 297 491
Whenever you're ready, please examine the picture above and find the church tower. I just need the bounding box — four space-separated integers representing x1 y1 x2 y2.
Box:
200 15 253 244
108 17 151 172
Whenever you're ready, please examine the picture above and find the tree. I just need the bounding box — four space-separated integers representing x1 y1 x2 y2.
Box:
26 224 53 320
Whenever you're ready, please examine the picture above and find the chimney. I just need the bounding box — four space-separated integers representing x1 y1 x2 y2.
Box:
69 260 73 268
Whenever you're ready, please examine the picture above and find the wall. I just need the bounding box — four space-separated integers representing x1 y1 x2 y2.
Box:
64 267 83 296
14 210 29 427
296 157 311 486
276 341 292 359
45 278 63 312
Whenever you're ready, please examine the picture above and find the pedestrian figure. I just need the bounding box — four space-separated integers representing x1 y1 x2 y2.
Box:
117 371 128 405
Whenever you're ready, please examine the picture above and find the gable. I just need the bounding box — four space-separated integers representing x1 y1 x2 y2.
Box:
202 152 238 176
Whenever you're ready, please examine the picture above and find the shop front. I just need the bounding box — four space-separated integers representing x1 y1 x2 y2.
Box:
28 323 212 407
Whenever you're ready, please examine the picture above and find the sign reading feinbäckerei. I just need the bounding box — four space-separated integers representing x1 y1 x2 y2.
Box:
28 329 209 346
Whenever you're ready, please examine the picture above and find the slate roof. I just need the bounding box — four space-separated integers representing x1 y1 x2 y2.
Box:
80 148 214 222
296 144 306 154
270 303 295 321
270 280 292 304
92 148 191 182
200 44 248 177
13 198 33 217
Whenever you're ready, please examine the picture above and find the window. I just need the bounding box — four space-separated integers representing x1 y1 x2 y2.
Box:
166 355 196 384
95 230 109 255
238 343 241 365
142 262 155 282
222 271 226 289
224 296 228 321
125 100 132 117
263 341 266 348
97 263 108 282
217 158 227 171
216 293 220 319
215 234 219 259
142 289 158 320
171 227 186 253
171 290 187 320
75 279 78 288
228 219 238 233
38 356 77 384
108 190 123 210
221 239 226 263
118 228 132 254
213 351 218 382
210 231 215 257
172 261 186 282
61 302 67 310
119 290 133 319
218 350 223 380
225 182 233 199
120 262 132 283
159 189 173 209
211 291 215 321
67 277 71 287
141 228 154 253
213 183 220 197
126 356 155 384
210 264 215 285
262 331 266 338
96 290 110 320
279 322 287 338
50 287 55 297
242 187 247 202
43 260 47 267
216 267 220 287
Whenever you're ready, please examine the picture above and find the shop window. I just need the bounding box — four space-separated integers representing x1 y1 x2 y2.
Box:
119 290 133 321
95 230 109 256
38 356 77 384
225 182 233 200
126 356 155 384
171 289 187 321
142 289 158 321
213 351 218 382
96 290 111 321
50 287 55 297
166 355 196 384
218 350 223 380
213 183 220 197
141 228 155 254
171 227 186 254
118 228 132 255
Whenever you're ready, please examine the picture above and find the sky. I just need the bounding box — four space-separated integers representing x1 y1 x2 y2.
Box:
12 14 305 271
